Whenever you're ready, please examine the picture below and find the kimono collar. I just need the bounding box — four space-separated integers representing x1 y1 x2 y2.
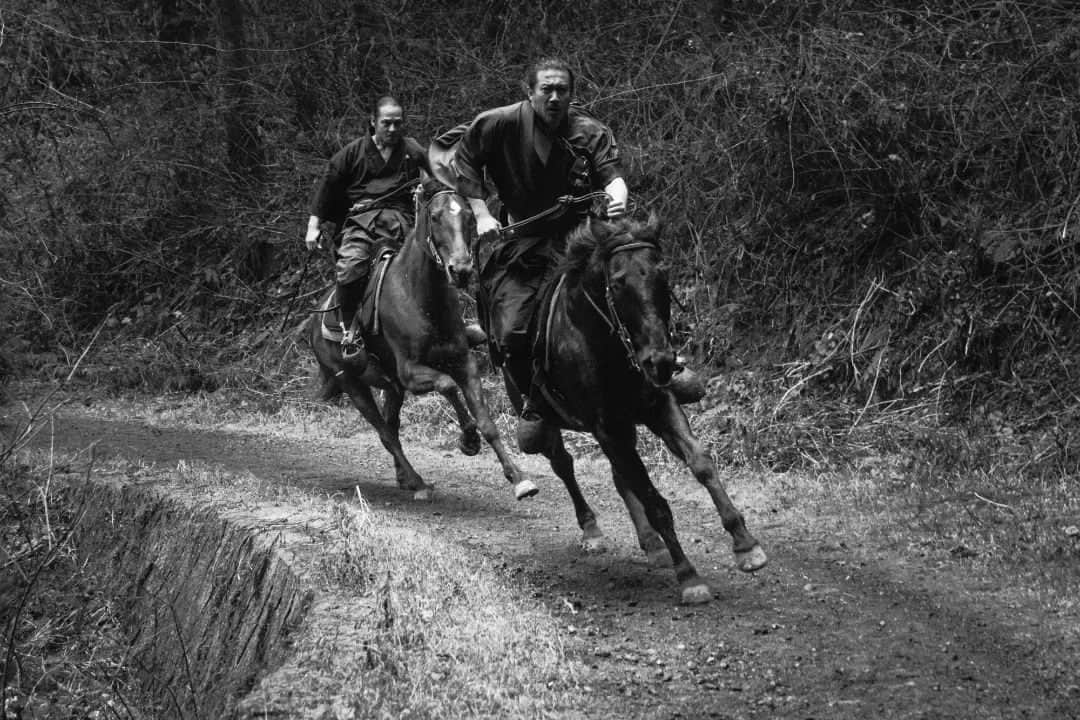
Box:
365 134 402 170
524 101 568 166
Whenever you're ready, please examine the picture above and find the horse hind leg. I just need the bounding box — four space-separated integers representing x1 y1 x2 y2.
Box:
449 361 537 501
544 430 605 552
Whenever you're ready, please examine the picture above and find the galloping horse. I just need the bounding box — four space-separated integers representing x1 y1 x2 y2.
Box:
311 183 536 502
496 212 767 603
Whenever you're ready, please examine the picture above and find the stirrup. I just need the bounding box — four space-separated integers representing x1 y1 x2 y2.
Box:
516 396 547 454
341 328 365 364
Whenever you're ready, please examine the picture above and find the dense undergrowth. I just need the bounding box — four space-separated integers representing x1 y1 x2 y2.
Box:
2 0 1078 477
1 403 160 719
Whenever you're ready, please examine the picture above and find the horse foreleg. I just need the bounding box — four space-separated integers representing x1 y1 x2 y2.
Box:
595 420 709 604
378 385 413 489
611 468 669 566
340 376 432 501
454 368 537 501
542 429 604 552
645 395 767 573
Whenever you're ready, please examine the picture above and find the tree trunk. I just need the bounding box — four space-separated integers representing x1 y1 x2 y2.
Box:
217 0 263 175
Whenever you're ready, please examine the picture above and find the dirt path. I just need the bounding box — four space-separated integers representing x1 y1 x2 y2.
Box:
36 412 1078 719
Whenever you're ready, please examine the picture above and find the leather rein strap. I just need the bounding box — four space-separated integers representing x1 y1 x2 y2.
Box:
497 191 611 239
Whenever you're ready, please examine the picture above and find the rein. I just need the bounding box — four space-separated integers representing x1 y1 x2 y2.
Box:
497 191 611 239
349 178 417 213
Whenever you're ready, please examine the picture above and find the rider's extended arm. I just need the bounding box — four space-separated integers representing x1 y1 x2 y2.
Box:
468 198 501 237
604 176 628 219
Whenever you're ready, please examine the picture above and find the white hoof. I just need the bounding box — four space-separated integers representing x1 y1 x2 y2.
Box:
514 478 539 500
735 545 768 572
681 583 712 605
580 535 608 553
412 487 433 502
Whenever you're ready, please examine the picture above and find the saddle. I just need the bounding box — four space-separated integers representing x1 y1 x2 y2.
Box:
521 273 588 431
320 248 396 342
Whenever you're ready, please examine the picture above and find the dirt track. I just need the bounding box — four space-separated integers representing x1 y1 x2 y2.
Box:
38 411 1079 719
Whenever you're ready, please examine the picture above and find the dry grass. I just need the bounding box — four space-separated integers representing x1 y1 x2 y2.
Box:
263 492 579 719
3 413 582 719
140 459 582 718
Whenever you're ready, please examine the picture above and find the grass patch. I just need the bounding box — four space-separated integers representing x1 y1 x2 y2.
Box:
271 493 579 719
146 459 582 718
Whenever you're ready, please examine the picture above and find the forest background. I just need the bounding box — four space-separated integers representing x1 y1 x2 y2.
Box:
2 0 1079 475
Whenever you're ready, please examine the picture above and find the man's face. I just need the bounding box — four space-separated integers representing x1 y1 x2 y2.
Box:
529 69 572 128
372 104 404 147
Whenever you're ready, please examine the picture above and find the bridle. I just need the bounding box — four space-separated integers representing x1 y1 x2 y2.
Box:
412 185 459 278
578 238 665 381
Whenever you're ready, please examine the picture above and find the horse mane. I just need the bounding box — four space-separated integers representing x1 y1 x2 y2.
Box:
556 215 662 281
421 176 452 201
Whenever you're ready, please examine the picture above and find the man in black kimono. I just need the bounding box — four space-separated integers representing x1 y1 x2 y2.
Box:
305 96 430 360
448 57 704 451
449 58 628 449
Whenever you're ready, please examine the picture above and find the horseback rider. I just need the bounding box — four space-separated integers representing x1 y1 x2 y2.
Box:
445 57 704 452
304 95 430 361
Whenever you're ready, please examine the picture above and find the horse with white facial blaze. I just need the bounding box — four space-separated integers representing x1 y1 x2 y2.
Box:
502 214 767 603
311 182 536 502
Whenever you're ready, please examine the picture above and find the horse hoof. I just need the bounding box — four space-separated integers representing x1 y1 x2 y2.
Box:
735 545 768 573
580 535 608 554
412 487 433 502
458 431 482 457
680 583 713 605
514 479 539 500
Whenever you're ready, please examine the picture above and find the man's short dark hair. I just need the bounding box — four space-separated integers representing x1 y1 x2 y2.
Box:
525 57 575 94
372 95 403 119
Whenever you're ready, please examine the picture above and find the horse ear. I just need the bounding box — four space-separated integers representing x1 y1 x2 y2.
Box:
643 212 663 242
589 215 613 242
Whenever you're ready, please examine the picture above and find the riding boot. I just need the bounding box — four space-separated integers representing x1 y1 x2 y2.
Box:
669 355 707 404
338 270 369 366
505 337 547 454
463 323 487 348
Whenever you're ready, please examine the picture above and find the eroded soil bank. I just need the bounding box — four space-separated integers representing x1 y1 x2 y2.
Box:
28 411 1080 719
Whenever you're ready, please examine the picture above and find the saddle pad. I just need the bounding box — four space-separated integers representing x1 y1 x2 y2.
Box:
319 249 395 342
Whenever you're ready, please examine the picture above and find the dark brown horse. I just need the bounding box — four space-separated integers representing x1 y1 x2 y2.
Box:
498 214 767 603
311 184 536 502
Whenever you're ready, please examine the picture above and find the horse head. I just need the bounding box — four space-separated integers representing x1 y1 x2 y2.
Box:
424 188 475 289
578 213 676 388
